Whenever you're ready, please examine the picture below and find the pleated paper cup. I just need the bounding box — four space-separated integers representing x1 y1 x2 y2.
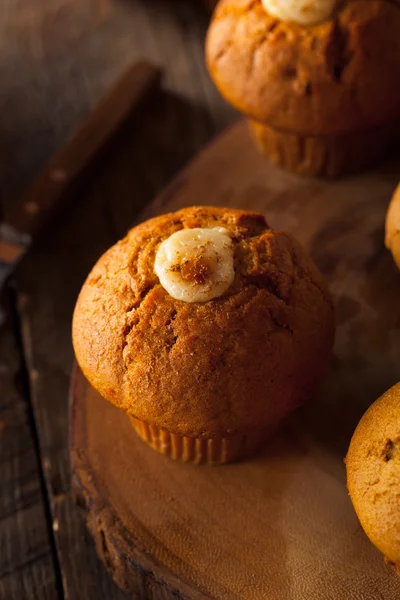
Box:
129 416 263 465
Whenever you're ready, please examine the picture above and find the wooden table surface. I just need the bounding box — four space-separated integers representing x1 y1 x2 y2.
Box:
0 1 233 599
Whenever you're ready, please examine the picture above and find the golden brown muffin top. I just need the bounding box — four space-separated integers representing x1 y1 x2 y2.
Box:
385 183 400 270
206 0 400 135
73 207 334 437
346 383 400 569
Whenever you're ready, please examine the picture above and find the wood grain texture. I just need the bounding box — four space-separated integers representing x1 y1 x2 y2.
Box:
70 121 400 599
0 314 59 600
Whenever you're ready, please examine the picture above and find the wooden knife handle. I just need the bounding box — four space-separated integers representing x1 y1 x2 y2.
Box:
6 60 162 237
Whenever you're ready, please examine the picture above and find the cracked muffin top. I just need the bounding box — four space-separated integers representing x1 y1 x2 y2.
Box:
206 0 400 136
346 383 400 572
72 206 334 437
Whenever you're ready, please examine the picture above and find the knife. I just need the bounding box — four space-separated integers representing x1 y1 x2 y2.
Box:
0 60 161 325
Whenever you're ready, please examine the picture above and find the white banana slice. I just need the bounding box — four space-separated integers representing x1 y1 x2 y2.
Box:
262 0 339 25
154 227 235 303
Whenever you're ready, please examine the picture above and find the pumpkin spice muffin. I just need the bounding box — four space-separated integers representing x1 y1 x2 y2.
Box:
385 183 400 270
73 206 335 464
206 0 400 177
346 383 400 575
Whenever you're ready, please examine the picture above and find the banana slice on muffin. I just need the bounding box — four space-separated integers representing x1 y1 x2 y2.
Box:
73 206 335 464
154 227 235 303
346 384 400 574
262 0 338 25
385 183 400 270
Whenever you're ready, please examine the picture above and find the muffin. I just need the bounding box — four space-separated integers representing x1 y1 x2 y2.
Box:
385 183 400 270
346 383 400 574
73 206 335 464
206 0 400 177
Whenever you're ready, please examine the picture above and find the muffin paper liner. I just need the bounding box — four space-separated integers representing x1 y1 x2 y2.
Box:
248 119 397 178
129 416 261 465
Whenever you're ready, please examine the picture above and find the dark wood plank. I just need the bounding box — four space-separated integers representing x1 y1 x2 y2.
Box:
0 313 59 600
0 0 234 214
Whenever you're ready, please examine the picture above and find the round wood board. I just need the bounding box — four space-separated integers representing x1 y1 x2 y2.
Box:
70 121 400 600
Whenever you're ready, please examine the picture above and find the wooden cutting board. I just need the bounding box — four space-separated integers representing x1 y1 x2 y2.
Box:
70 121 400 600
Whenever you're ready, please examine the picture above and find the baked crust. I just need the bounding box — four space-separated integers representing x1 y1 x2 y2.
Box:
385 183 400 270
206 0 400 136
346 383 400 570
73 206 334 437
